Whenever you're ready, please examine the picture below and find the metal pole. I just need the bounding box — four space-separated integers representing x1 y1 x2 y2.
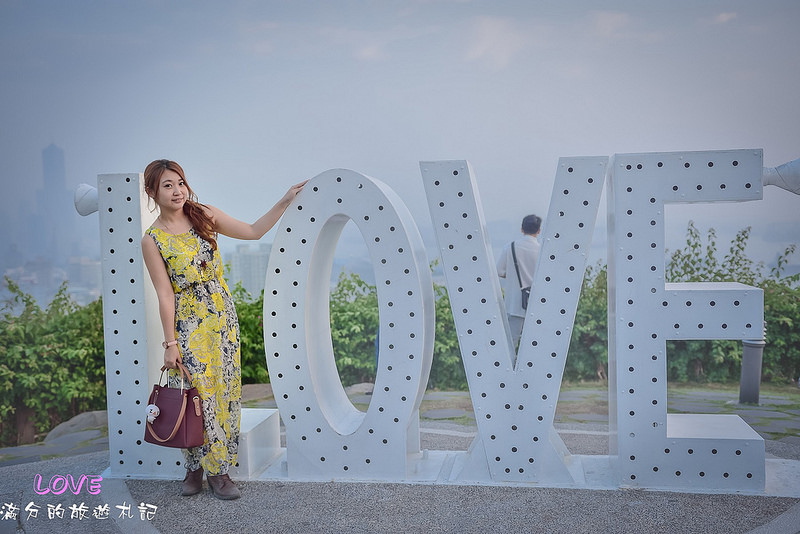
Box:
739 322 767 404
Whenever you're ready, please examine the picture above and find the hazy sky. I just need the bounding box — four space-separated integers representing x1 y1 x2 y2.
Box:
2 0 799 268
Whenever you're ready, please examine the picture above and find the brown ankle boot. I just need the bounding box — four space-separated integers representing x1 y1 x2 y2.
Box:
181 467 204 496
206 473 241 500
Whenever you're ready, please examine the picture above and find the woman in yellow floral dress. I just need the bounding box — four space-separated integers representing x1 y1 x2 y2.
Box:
141 159 306 500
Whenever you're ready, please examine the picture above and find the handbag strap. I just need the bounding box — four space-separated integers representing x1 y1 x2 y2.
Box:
146 391 189 443
146 362 195 443
511 241 524 289
158 362 194 386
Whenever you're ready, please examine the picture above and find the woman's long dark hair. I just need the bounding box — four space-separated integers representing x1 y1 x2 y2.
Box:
144 159 218 250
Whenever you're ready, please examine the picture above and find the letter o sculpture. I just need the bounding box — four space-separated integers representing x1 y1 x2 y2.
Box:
264 169 434 479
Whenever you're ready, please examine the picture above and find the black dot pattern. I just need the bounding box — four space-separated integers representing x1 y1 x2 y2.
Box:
420 158 606 482
264 169 435 479
609 149 765 490
100 173 174 476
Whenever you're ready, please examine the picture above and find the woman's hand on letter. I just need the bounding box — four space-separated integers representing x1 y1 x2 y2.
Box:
281 180 309 205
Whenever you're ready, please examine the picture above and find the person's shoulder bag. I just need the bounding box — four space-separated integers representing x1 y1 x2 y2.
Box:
511 241 530 310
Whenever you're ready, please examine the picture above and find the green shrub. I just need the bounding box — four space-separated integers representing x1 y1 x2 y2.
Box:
230 282 269 384
238 268 469 390
429 281 467 390
3 222 796 446
662 223 799 383
565 262 608 381
0 279 105 446
234 224 800 387
328 271 380 386
565 222 799 383
325 270 467 390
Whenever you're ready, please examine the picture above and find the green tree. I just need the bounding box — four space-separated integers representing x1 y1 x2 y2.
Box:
664 223 798 382
0 280 105 446
564 222 799 383
230 282 269 384
326 270 467 390
229 271 383 388
328 271 380 386
428 280 467 390
760 245 800 382
565 262 608 381
243 268 467 390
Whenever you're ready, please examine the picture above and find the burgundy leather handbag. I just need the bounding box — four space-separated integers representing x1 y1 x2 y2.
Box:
144 362 204 448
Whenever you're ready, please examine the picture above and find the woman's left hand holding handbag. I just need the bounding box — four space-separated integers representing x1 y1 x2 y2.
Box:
144 362 204 448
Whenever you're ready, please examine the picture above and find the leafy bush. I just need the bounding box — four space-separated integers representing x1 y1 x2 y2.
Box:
328 271 380 385
326 270 467 390
235 270 387 388
429 281 467 390
146 221 800 390
0 279 105 446
230 282 269 384
4 222 796 446
562 222 799 383
762 265 800 381
663 223 799 383
237 268 468 390
565 263 608 381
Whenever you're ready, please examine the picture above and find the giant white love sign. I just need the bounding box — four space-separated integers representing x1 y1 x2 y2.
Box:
265 150 764 491
92 149 769 493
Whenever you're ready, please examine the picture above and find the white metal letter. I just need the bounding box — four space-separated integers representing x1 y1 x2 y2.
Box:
421 158 607 483
607 149 765 491
264 169 434 479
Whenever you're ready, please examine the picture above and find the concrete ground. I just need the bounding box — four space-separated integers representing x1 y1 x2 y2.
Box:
1 383 798 533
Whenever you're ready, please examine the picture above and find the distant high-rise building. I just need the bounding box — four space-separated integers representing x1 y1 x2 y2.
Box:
34 144 74 260
226 243 271 298
1 144 103 305
42 143 66 189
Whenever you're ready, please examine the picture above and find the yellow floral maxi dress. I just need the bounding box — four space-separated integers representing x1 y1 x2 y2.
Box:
146 227 241 476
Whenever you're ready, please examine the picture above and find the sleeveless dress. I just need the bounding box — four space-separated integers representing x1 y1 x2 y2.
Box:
146 227 241 476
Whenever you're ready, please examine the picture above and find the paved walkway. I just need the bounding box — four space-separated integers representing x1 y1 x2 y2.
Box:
1 384 798 533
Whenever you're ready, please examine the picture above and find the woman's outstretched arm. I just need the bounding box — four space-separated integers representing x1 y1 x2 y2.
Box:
211 180 308 240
